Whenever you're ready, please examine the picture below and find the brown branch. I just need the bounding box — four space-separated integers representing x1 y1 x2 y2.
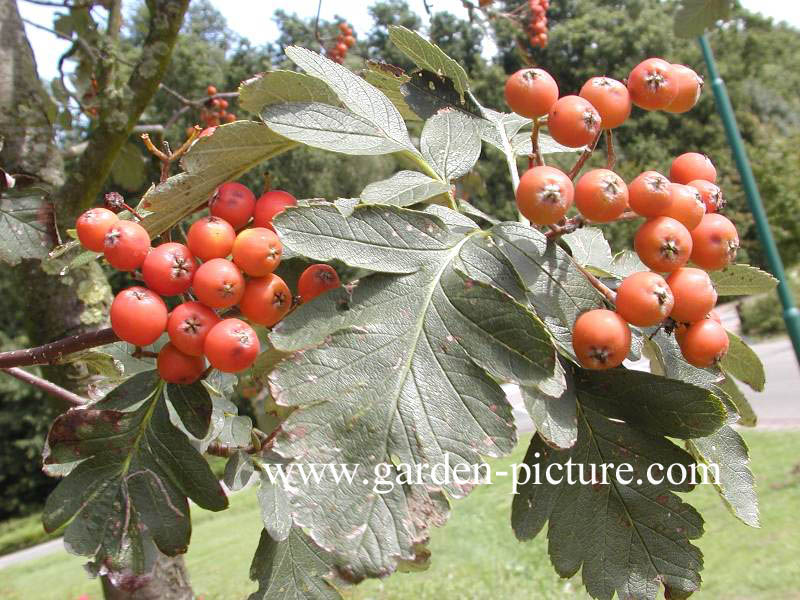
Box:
530 118 544 168
545 211 641 240
1 367 88 406
571 259 616 303
205 426 280 458
605 129 616 170
567 130 603 179
0 327 118 368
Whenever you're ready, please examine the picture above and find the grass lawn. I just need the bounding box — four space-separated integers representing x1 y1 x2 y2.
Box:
1 430 798 600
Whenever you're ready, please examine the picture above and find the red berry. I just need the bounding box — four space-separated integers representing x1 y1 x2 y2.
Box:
579 77 631 129
141 242 197 296
615 271 674 327
192 258 245 309
687 179 724 213
204 318 260 373
504 68 559 118
574 168 628 222
670 152 716 184
667 267 718 323
298 264 341 302
628 171 672 218
663 183 706 230
210 183 256 229
239 274 292 326
547 95 602 148
516 165 574 226
679 319 729 367
253 190 297 231
690 213 739 271
167 301 221 357
157 343 206 384
110 286 168 346
664 65 703 114
572 309 631 370
232 227 283 276
187 216 235 262
634 216 692 273
76 208 119 252
103 220 150 272
207 85 217 96
627 58 679 110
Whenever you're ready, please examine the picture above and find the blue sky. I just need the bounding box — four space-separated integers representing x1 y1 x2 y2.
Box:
18 0 800 81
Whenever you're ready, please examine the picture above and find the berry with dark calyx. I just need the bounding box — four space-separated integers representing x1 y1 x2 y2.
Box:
253 189 298 230
666 267 718 323
504 68 559 118
110 286 168 346
687 179 724 213
187 216 235 261
210 182 256 229
157 343 206 384
634 216 692 273
574 168 628 222
670 152 716 184
579 77 631 129
141 242 197 296
679 318 729 367
547 95 602 148
690 213 739 271
103 220 150 272
298 264 341 302
615 271 675 327
232 227 283 276
167 301 220 357
192 258 245 309
204 318 260 373
516 165 574 226
572 309 631 370
664 183 706 230
76 208 118 252
627 58 679 110
665 65 703 114
239 273 292 326
628 171 672 218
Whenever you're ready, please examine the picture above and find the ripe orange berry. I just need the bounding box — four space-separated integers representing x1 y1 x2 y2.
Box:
167 301 220 357
344 35 356 48
572 309 631 370
615 271 675 327
253 190 298 231
224 113 236 123
547 95 602 148
141 242 197 297
687 179 724 213
670 152 716 184
574 169 628 222
628 171 672 218
204 318 260 373
664 65 703 114
679 319 729 367
207 85 217 96
192 258 245 309
187 216 236 261
627 58 679 110
634 216 692 273
157 343 206 384
666 267 718 323
232 227 282 276
298 264 341 302
210 182 256 229
239 274 292 326
103 220 150 272
663 183 706 230
76 208 119 252
110 286 168 346
503 68 559 118
516 165 574 225
690 213 739 271
339 22 351 34
578 77 631 129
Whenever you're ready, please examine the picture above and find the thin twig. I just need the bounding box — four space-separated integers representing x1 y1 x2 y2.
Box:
567 130 603 179
571 259 616 303
1 367 88 407
529 118 544 168
0 327 118 368
605 129 616 170
140 133 168 161
313 0 324 47
22 0 92 7
205 426 280 457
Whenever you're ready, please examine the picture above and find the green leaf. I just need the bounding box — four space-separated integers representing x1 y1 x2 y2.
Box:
262 102 411 156
269 204 557 577
510 131 583 156
361 170 449 207
562 227 614 274
420 109 481 181
686 425 759 527
257 459 292 542
399 69 483 120
512 405 705 600
42 375 227 572
574 367 728 439
110 142 146 192
284 47 416 155
479 109 530 152
388 26 470 98
720 331 765 392
645 334 722 389
238 70 339 115
248 528 341 599
0 187 54 265
609 249 648 278
709 263 778 296
674 0 733 38
165 381 212 439
716 375 757 427
223 450 256 491
139 121 296 237
457 200 499 225
519 358 578 449
362 61 420 121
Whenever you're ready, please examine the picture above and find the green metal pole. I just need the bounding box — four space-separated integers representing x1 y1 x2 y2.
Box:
698 34 800 366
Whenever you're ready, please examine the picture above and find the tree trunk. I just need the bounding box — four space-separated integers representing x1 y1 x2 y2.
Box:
0 1 193 598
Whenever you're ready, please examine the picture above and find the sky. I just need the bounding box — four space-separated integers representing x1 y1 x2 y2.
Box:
18 0 800 82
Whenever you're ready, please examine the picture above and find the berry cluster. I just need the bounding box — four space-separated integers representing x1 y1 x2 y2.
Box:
326 22 356 64
200 85 236 128
75 185 341 384
527 0 550 48
504 58 733 371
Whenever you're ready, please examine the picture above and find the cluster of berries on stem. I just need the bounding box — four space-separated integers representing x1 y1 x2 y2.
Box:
199 84 236 129
527 0 550 48
504 57 732 371
326 22 356 64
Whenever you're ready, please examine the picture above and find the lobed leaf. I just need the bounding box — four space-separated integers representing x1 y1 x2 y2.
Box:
362 61 419 121
420 109 481 181
709 263 778 296
239 70 339 115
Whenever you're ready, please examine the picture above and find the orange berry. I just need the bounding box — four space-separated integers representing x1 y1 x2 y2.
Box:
690 213 739 271
547 95 602 148
298 264 341 302
187 216 235 262
76 208 119 252
157 343 206 384
628 171 672 218
239 274 292 326
663 183 706 230
665 65 703 114
615 271 675 327
574 168 628 222
666 267 718 323
627 58 679 110
679 319 729 367
516 166 574 226
634 216 692 273
579 77 631 129
504 68 559 118
670 152 716 184
572 309 631 370
232 227 282 276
